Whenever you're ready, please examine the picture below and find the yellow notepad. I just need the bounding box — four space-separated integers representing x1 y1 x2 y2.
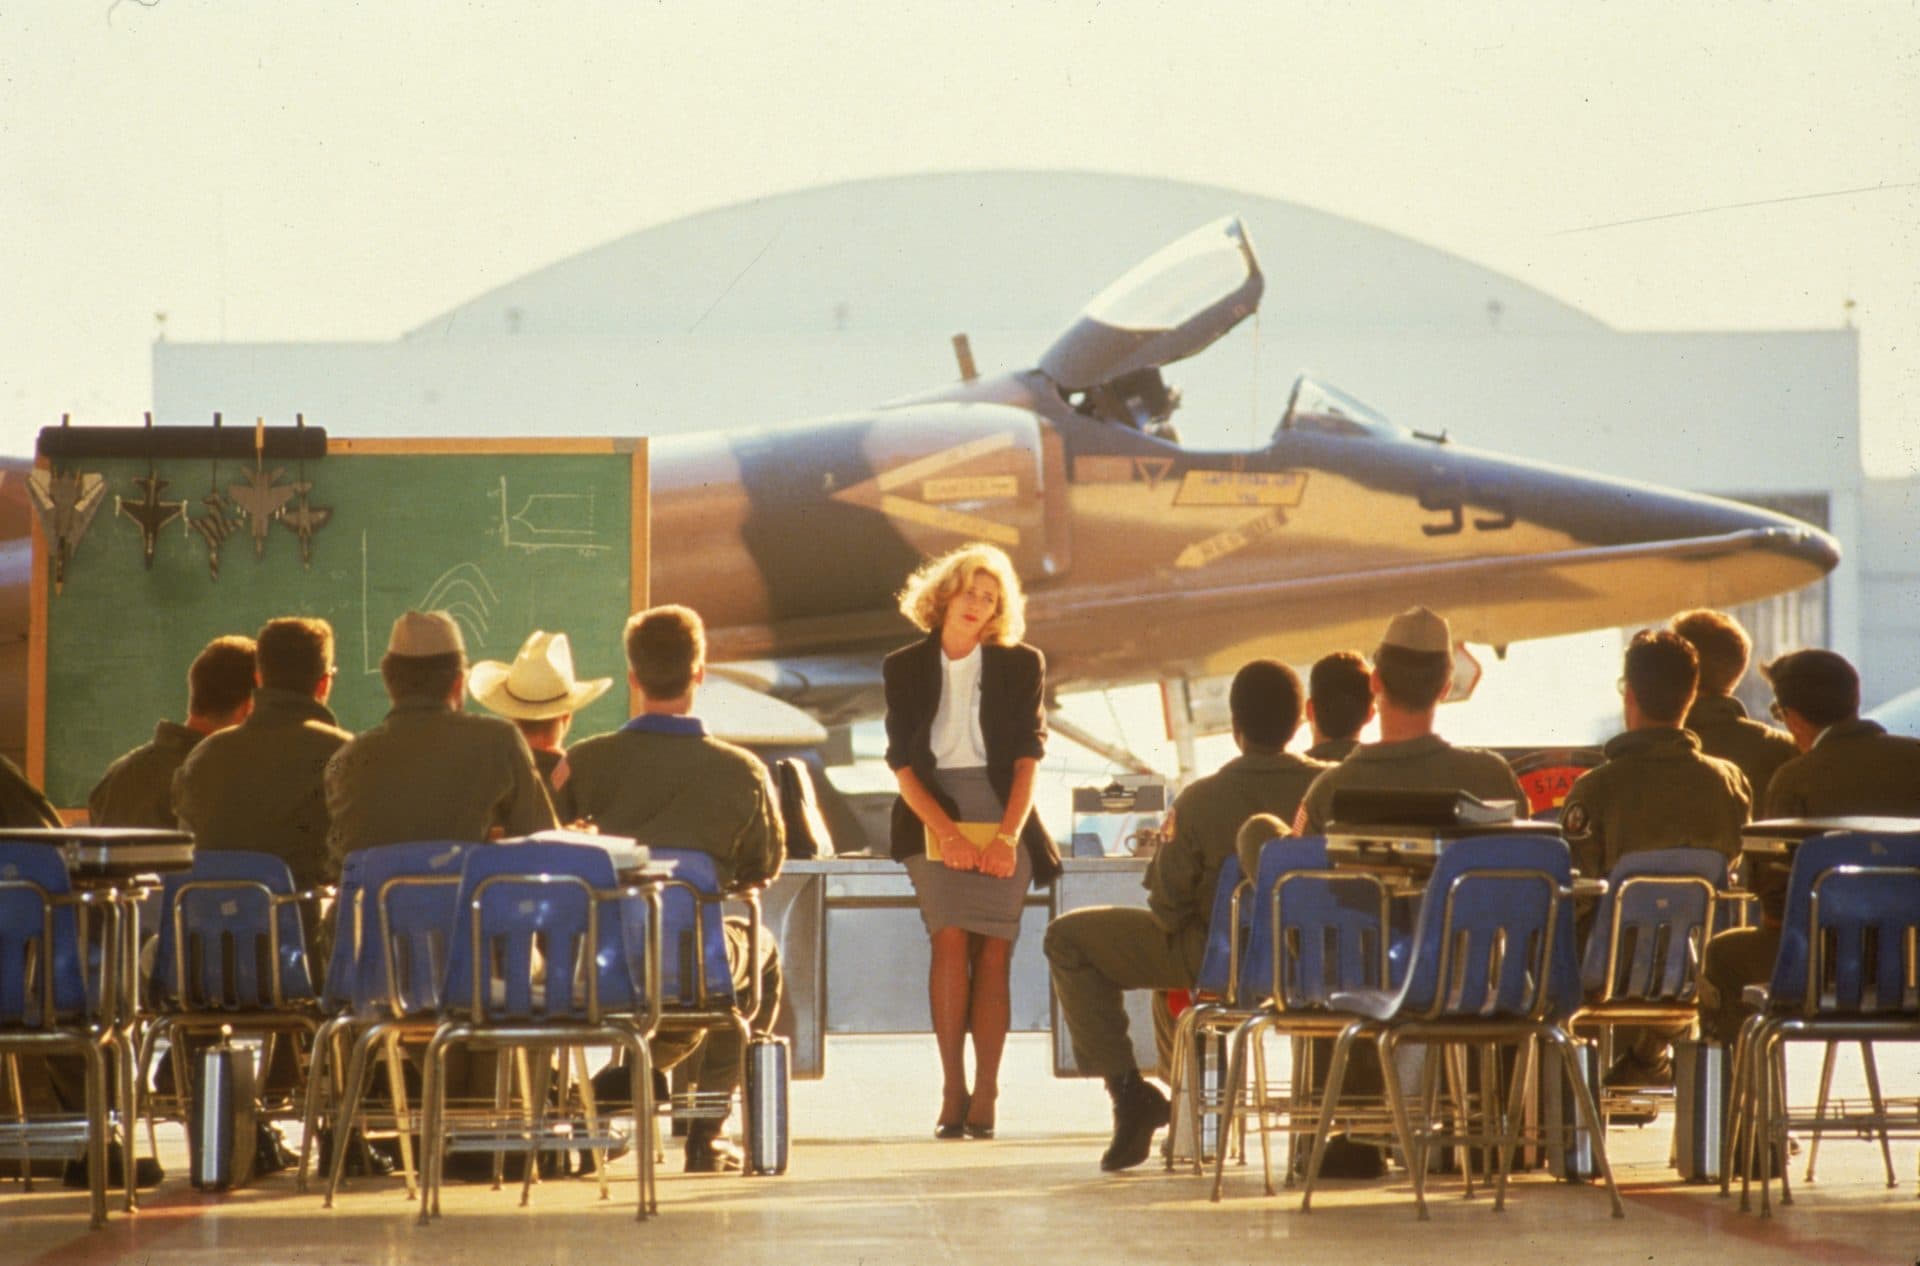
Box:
925 820 1000 862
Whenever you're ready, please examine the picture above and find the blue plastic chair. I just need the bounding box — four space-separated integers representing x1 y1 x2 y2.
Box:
0 843 126 1228
1300 834 1624 1220
299 841 468 1200
1205 837 1396 1199
417 842 660 1222
1727 832 1920 1215
136 850 321 1165
649 848 740 1010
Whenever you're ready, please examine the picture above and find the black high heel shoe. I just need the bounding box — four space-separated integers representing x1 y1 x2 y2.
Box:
935 1093 970 1140
964 1092 996 1139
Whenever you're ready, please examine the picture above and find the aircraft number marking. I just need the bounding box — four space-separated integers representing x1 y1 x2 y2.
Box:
1175 508 1288 569
1174 469 1308 509
1418 483 1516 537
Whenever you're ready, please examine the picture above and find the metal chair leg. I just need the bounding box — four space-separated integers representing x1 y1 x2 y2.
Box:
1299 1022 1362 1212
1383 1031 1430 1221
1547 1028 1624 1219
1803 1039 1837 1182
1856 1041 1897 1188
383 1032 419 1200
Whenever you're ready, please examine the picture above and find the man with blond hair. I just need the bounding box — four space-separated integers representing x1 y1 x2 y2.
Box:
1670 608 1797 805
555 604 784 1173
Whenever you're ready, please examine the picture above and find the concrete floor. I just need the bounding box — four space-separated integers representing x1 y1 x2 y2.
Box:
8 1034 1917 1266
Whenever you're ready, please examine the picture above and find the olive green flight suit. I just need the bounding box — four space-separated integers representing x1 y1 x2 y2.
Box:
1559 726 1751 878
90 722 202 828
323 695 556 868
1296 733 1525 835
174 688 353 891
1683 694 1797 810
1702 719 1920 1043
554 718 784 1100
1045 750 1328 1080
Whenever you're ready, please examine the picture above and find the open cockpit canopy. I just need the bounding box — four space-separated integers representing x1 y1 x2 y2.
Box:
1040 217 1263 437
1276 375 1410 441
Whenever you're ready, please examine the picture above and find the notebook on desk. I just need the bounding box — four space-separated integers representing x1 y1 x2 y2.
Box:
510 827 651 872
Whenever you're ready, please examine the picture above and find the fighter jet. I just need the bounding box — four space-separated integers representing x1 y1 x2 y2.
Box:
0 217 1839 771
649 217 1839 728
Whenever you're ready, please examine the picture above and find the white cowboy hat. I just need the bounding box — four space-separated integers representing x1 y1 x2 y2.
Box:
468 630 612 721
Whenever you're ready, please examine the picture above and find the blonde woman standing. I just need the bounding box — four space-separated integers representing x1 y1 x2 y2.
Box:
884 543 1061 1139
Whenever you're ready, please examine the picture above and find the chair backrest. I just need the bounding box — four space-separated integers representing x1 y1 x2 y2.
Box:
1260 840 1394 1009
1398 833 1575 1021
0 843 86 1024
441 843 639 1022
342 841 470 1017
155 850 314 1011
649 848 737 1009
1580 847 1725 1001
1770 832 1920 1009
1806 865 1920 1016
1191 854 1245 996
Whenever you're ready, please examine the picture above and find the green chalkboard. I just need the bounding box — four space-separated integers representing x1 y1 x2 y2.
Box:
38 442 643 807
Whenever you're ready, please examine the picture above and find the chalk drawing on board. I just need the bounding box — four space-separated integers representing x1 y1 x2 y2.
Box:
359 531 501 673
493 476 608 553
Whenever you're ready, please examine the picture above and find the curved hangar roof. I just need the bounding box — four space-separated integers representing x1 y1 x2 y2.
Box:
405 170 1604 343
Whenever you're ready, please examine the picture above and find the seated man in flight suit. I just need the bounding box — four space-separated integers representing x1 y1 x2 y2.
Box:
553 604 785 1173
1304 650 1373 763
1294 607 1525 835
1700 648 1920 1046
1559 628 1750 1086
1045 659 1328 1172
1670 608 1798 807
90 634 255 827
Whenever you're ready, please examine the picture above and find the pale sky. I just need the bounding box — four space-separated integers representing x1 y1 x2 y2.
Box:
4 0 1917 472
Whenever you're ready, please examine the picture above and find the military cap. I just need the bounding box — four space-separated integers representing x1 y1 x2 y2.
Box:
387 609 466 658
1379 606 1451 655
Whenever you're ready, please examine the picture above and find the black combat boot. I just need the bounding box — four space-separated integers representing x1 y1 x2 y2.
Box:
684 1118 744 1173
1100 1071 1169 1172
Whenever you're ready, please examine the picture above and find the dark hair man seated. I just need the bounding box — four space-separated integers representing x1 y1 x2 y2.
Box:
553 604 785 1174
90 634 256 828
1560 629 1750 1088
1670 608 1798 805
1044 659 1328 1172
1306 650 1373 762
1700 648 1920 1046
175 618 352 891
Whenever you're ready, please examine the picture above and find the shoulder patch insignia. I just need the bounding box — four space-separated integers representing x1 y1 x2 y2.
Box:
1561 801 1591 839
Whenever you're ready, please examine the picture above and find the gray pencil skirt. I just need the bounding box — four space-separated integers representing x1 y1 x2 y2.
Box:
904 765 1033 943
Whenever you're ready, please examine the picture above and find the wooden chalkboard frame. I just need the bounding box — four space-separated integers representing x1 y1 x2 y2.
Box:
28 434 650 814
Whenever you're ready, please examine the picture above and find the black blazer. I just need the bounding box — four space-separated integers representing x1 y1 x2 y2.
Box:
882 632 1062 885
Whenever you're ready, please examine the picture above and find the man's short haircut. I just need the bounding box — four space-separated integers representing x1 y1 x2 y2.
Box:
1671 608 1752 697
1229 659 1303 751
379 651 464 703
255 618 334 693
1625 629 1699 725
1764 649 1860 729
625 605 706 701
1373 645 1451 712
187 635 257 718
1309 651 1372 740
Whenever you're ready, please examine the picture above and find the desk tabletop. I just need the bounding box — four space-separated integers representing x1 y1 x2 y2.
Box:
1740 815 1920 842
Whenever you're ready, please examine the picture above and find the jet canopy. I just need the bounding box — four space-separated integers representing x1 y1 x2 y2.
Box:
1276 374 1410 440
1039 216 1263 398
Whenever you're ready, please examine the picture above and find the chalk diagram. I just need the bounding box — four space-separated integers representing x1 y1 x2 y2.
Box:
359 531 501 673
491 477 607 554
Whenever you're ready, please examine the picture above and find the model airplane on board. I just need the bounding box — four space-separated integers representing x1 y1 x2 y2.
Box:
0 217 1839 769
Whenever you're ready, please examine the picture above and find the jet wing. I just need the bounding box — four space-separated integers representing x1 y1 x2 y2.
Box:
1027 525 1837 685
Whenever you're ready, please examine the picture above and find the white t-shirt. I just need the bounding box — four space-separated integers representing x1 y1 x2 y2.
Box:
930 643 988 768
